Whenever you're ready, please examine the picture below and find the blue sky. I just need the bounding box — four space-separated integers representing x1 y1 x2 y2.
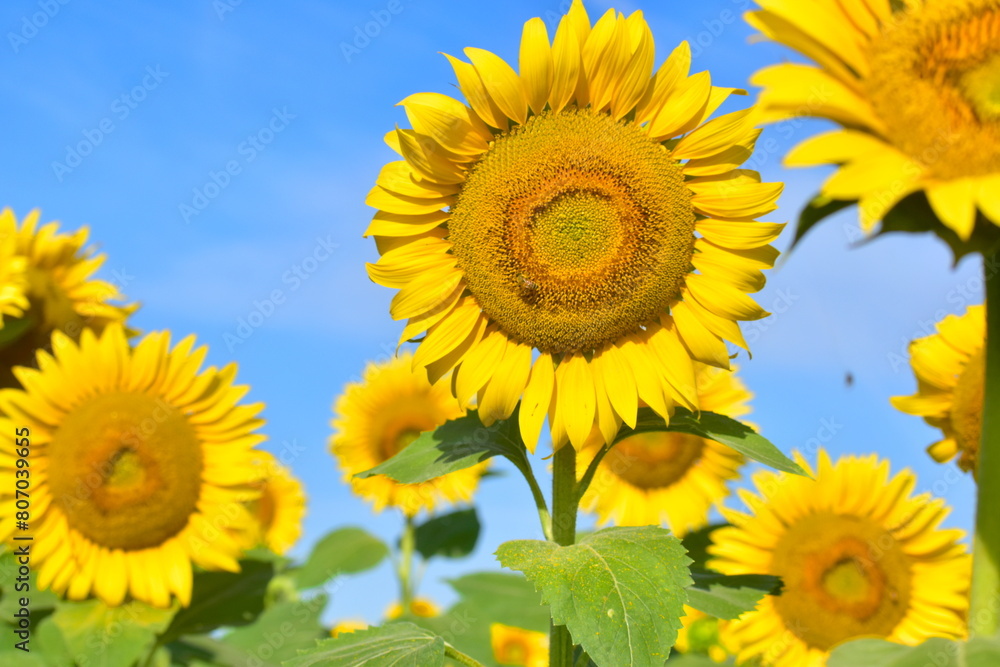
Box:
1 0 983 625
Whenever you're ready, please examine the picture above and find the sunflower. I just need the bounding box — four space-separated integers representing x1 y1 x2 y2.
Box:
330 352 487 515
385 597 441 620
0 208 135 386
892 304 985 473
579 363 750 535
239 452 307 555
491 623 549 667
330 620 368 638
709 450 969 667
364 0 783 452
675 606 729 663
0 226 27 328
0 325 266 608
748 0 1000 237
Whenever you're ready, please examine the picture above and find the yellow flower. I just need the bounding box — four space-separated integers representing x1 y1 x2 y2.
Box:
0 325 266 608
330 352 487 515
0 223 27 326
710 450 969 667
747 0 1000 237
892 304 985 473
240 452 307 555
0 208 135 386
330 620 368 638
675 606 730 663
490 623 549 667
365 0 783 452
385 597 440 620
580 363 750 535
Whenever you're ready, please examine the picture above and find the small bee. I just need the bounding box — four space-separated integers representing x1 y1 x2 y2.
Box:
516 273 539 303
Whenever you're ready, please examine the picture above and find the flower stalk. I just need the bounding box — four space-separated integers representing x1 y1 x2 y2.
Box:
398 514 416 611
550 445 578 667
971 251 1000 636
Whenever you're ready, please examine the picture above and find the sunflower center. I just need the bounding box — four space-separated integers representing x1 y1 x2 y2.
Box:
381 426 423 460
605 432 705 490
865 0 1000 178
771 512 911 651
448 108 696 354
497 639 529 663
47 392 203 550
952 345 985 470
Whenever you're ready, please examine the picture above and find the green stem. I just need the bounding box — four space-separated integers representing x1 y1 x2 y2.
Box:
517 458 554 541
444 643 487 667
575 443 612 505
399 514 416 611
972 251 1000 636
550 445 578 667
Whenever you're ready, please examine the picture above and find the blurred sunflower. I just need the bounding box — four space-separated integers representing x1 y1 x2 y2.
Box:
330 619 368 638
239 452 307 555
0 226 27 327
747 0 1000 236
710 450 969 667
579 363 750 535
675 606 729 663
0 325 266 608
385 597 440 619
491 623 549 667
892 304 985 473
0 209 135 386
330 352 487 515
365 0 783 452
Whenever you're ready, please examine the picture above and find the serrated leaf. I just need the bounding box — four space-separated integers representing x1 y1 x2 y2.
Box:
356 410 525 483
292 527 389 589
414 508 481 560
283 622 444 667
220 596 328 665
793 195 854 250
497 526 692 667
447 572 550 633
687 571 780 620
680 524 727 571
829 637 1000 667
51 599 176 667
160 559 273 643
620 408 806 476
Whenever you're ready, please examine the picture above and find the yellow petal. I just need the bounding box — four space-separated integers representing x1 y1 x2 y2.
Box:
619 334 672 419
364 209 450 237
976 174 1000 226
591 360 622 445
683 129 760 178
397 92 490 155
696 219 785 249
647 319 698 411
365 185 453 215
566 0 591 45
396 128 466 184
927 179 978 240
388 268 463 320
94 549 128 607
745 9 860 89
671 301 730 369
687 274 769 322
556 352 597 450
376 161 459 199
753 0 871 77
455 327 507 405
479 340 532 424
465 47 528 126
610 12 654 120
635 41 691 125
550 14 582 113
751 64 882 132
822 149 920 200
366 249 455 289
425 310 488 384
412 298 484 369
682 291 750 351
647 71 712 141
582 10 630 112
519 353 555 453
673 108 756 160
593 343 638 428
690 172 783 220
520 17 553 115
784 129 889 167
444 52 508 130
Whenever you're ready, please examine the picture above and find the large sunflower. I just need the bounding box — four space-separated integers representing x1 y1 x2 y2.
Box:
330 352 487 515
0 209 135 386
892 304 985 473
747 0 1000 236
710 450 969 667
579 363 750 535
0 325 265 608
0 225 27 326
365 0 783 451
491 623 549 667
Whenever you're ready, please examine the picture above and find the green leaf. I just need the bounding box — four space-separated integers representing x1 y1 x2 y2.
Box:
283 622 445 667
414 508 481 560
160 558 273 643
51 599 176 667
829 637 1000 667
664 654 726 666
680 524 727 571
219 595 328 665
878 191 1000 265
0 314 35 349
793 195 854 249
621 408 806 476
687 571 781 620
356 410 525 484
291 527 389 590
496 526 692 667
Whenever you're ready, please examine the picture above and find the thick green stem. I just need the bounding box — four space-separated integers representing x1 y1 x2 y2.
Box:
398 514 416 611
550 445 578 667
971 252 1000 636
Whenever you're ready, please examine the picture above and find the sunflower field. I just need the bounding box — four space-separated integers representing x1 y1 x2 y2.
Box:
2 0 1000 665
